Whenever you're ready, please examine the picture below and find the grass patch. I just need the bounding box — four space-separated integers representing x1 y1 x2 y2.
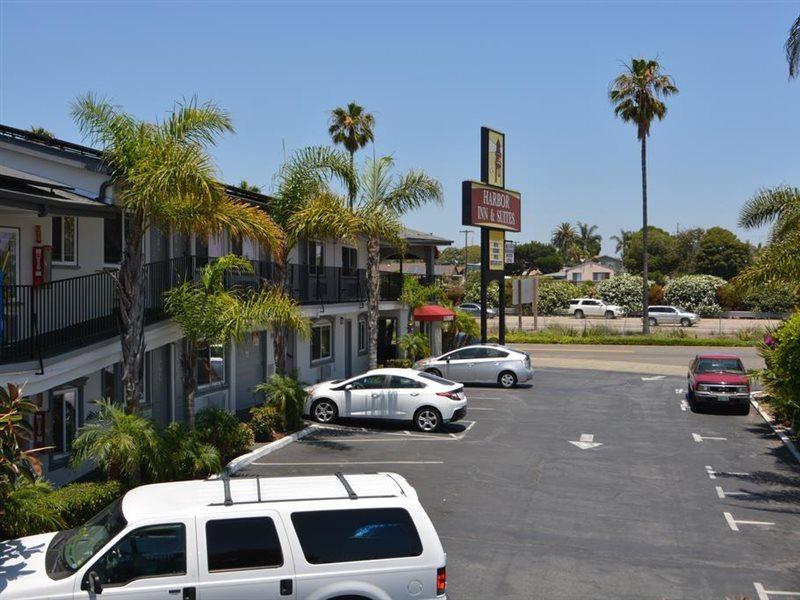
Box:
495 327 757 347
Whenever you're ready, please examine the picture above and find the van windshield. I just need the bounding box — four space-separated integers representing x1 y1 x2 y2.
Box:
46 498 127 579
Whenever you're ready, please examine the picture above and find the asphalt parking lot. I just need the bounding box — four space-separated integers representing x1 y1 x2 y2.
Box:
237 366 800 599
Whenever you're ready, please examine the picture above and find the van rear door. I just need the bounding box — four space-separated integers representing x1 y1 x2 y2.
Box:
195 511 295 599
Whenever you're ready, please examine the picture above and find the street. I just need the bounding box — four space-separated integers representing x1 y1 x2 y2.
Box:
238 358 800 599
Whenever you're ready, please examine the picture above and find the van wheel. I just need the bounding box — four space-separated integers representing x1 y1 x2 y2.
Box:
311 399 338 424
574 309 584 319
426 368 442 377
648 317 657 327
414 407 442 432
680 318 691 327
498 371 517 388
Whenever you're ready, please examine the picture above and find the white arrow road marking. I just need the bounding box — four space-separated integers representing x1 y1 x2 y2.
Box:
754 582 800 600
724 511 774 532
675 388 685 394
569 433 603 450
641 375 666 381
693 432 727 442
716 485 752 499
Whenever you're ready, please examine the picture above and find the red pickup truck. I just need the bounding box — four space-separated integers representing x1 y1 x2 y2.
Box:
687 353 751 415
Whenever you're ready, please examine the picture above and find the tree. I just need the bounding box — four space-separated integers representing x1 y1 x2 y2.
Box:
439 245 481 265
610 58 678 333
508 241 562 275
289 157 442 369
237 180 261 193
694 227 751 279
165 255 308 427
736 187 800 293
623 226 678 283
577 222 602 258
255 374 308 432
672 227 704 274
264 146 355 374
29 126 54 139
786 13 800 79
551 222 577 258
328 102 375 208
610 229 633 258
72 96 284 412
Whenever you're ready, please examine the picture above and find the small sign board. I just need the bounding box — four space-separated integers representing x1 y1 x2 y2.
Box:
489 230 505 271
481 127 505 188
505 241 515 264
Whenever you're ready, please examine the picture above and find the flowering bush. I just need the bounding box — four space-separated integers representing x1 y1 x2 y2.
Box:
758 312 800 426
743 284 798 314
597 274 646 314
536 280 574 315
664 275 725 315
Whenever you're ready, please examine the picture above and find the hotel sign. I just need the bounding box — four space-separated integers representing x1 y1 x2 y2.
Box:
462 181 522 232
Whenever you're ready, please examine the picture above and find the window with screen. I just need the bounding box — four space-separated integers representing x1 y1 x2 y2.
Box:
52 216 77 264
206 517 283 572
311 323 332 362
291 508 423 564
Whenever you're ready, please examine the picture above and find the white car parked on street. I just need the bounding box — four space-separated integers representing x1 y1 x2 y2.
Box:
1 473 449 599
568 298 624 319
305 368 467 432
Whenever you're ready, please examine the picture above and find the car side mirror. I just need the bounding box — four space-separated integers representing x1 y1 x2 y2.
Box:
445 357 451 363
82 571 103 594
344 384 353 391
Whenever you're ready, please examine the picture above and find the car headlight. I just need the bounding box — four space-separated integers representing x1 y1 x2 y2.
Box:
697 384 710 392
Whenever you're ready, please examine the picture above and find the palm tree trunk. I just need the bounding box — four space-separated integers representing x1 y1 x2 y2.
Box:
181 339 197 428
641 135 650 335
348 152 355 210
272 256 288 375
366 236 381 370
117 217 146 413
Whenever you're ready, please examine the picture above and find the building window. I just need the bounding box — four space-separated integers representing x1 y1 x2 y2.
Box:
308 241 324 274
103 213 124 264
357 318 367 354
592 272 610 282
52 388 77 456
342 247 357 275
198 343 225 387
571 272 582 282
0 226 20 286
311 322 332 362
52 216 77 264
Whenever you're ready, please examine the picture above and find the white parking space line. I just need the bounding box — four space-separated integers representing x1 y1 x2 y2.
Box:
675 388 685 394
680 399 689 412
706 466 751 480
715 485 752 499
754 582 800 600
641 375 666 381
450 421 476 439
693 432 727 442
251 460 445 466
724 511 775 532
469 407 495 411
301 420 477 443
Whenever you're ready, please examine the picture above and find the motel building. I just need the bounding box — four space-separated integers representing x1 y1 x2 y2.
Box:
0 125 451 485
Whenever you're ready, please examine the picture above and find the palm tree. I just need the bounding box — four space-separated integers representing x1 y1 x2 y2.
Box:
29 126 54 139
551 222 577 258
610 59 678 333
264 147 355 375
289 157 442 369
786 14 800 78
237 180 262 193
329 102 375 208
72 95 284 412
610 228 632 258
165 254 308 428
735 187 800 292
577 222 602 258
254 374 308 432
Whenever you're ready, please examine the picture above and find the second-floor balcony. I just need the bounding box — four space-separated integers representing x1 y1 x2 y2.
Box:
1 256 403 366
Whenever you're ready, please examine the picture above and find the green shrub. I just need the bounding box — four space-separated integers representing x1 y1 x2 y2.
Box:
537 280 574 315
664 275 725 314
1 478 64 539
758 312 800 427
249 404 285 442
399 332 431 361
386 358 413 368
464 271 500 306
254 373 308 432
195 408 254 463
158 422 221 480
598 274 647 314
743 284 798 314
575 281 597 299
51 480 123 529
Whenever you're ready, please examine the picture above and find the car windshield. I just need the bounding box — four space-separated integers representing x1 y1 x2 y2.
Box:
47 498 127 579
696 358 745 374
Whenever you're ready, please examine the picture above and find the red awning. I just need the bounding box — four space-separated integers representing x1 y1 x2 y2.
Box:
413 305 456 322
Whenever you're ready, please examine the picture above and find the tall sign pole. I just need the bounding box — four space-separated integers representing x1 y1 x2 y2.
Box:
462 127 522 344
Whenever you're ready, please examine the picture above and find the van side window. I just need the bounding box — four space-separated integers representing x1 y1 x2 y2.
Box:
291 508 423 564
91 523 186 587
206 517 283 571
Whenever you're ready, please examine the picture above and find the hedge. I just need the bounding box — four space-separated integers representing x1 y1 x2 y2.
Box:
597 274 646 314
51 480 123 529
664 275 725 315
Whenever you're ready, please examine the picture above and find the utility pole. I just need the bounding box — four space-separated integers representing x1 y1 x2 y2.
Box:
459 229 473 276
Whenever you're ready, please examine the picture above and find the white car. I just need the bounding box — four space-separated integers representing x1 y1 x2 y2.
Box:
305 368 467 432
2 472 449 599
458 302 497 318
568 297 624 319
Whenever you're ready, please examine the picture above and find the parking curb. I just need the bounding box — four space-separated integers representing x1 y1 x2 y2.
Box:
226 424 320 474
750 396 800 465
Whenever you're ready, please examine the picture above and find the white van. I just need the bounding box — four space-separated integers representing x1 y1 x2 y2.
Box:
1 472 447 600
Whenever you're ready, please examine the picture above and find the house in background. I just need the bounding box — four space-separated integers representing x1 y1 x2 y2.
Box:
543 260 616 283
595 255 623 274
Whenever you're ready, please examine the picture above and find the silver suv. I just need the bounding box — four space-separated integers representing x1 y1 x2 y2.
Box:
648 305 700 327
414 344 533 388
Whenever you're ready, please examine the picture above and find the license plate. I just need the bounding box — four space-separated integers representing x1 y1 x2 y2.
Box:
717 395 729 402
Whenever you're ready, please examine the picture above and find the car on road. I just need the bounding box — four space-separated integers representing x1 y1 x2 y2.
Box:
569 298 624 319
458 302 497 318
414 344 533 388
305 367 467 432
687 353 751 415
648 305 700 327
1 473 448 600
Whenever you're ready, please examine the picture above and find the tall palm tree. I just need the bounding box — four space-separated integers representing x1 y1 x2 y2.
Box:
165 255 308 428
72 95 284 412
290 157 442 369
577 222 602 258
786 14 800 78
610 59 678 333
328 102 375 208
237 180 261 193
264 147 356 374
610 228 632 258
735 187 800 292
551 222 577 258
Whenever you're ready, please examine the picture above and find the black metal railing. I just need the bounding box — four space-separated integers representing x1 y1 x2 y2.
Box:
287 264 367 304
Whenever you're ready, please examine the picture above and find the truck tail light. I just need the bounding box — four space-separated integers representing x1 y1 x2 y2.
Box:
436 566 446 595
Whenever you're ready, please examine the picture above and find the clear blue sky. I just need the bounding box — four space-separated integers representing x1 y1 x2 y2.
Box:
2 1 798 255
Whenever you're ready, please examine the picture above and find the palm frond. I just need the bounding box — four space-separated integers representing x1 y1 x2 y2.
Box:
731 230 800 294
787 14 800 79
382 169 443 214
738 186 800 239
287 191 361 242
